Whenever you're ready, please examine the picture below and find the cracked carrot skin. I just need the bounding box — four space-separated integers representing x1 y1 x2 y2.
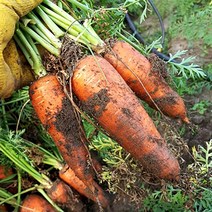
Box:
72 55 180 180
104 41 189 123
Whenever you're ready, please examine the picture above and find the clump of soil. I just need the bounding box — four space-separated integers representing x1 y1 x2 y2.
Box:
43 36 84 78
81 88 110 118
148 53 169 79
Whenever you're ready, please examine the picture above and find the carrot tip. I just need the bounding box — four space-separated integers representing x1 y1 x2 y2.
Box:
183 117 190 124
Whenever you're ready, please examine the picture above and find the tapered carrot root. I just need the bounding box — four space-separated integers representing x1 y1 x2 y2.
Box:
30 74 109 207
72 55 180 180
59 164 109 208
104 41 189 123
20 194 56 212
47 179 85 211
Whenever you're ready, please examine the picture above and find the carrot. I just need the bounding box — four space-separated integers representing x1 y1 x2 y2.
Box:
59 164 109 208
72 55 180 180
29 74 109 207
104 40 189 123
0 165 13 180
29 74 94 185
0 205 7 212
46 179 85 211
20 194 56 212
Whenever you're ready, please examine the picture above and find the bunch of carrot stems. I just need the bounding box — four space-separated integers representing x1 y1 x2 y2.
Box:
0 131 63 211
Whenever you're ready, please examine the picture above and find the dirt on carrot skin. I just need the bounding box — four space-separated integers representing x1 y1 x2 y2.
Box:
147 53 169 79
54 97 84 149
47 179 86 212
81 88 110 118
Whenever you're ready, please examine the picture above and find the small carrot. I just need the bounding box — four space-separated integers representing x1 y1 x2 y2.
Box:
72 55 180 180
20 194 56 212
46 179 85 211
104 40 189 123
0 165 13 180
59 164 109 208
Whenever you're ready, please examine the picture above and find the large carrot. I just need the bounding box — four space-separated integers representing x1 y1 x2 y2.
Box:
104 41 189 123
72 55 180 180
29 74 109 207
20 194 56 212
47 0 188 122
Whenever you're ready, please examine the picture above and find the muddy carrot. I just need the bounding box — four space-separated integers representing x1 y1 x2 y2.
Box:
104 41 189 123
46 179 85 211
20 194 56 212
30 75 96 186
64 0 189 122
72 55 180 180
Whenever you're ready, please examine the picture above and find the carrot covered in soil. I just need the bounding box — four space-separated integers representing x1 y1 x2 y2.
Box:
29 74 109 207
20 194 56 212
104 41 189 123
72 55 180 180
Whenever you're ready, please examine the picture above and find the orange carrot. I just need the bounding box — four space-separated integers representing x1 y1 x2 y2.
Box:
0 205 7 212
46 179 85 211
30 74 94 185
104 41 189 123
0 165 13 180
20 194 56 212
59 164 109 208
72 55 180 180
29 74 109 207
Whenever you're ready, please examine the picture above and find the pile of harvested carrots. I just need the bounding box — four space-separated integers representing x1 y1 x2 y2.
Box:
0 0 190 211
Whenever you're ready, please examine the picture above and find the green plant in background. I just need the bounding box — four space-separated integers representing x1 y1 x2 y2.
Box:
189 140 212 179
142 185 189 212
190 100 211 115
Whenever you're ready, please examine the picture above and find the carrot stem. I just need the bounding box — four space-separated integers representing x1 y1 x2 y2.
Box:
26 11 62 48
15 27 47 77
0 186 38 205
19 23 59 56
35 6 64 38
15 169 22 212
66 0 92 13
41 0 105 47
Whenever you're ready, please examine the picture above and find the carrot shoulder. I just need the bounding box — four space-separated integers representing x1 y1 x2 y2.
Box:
104 41 189 123
72 55 180 180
